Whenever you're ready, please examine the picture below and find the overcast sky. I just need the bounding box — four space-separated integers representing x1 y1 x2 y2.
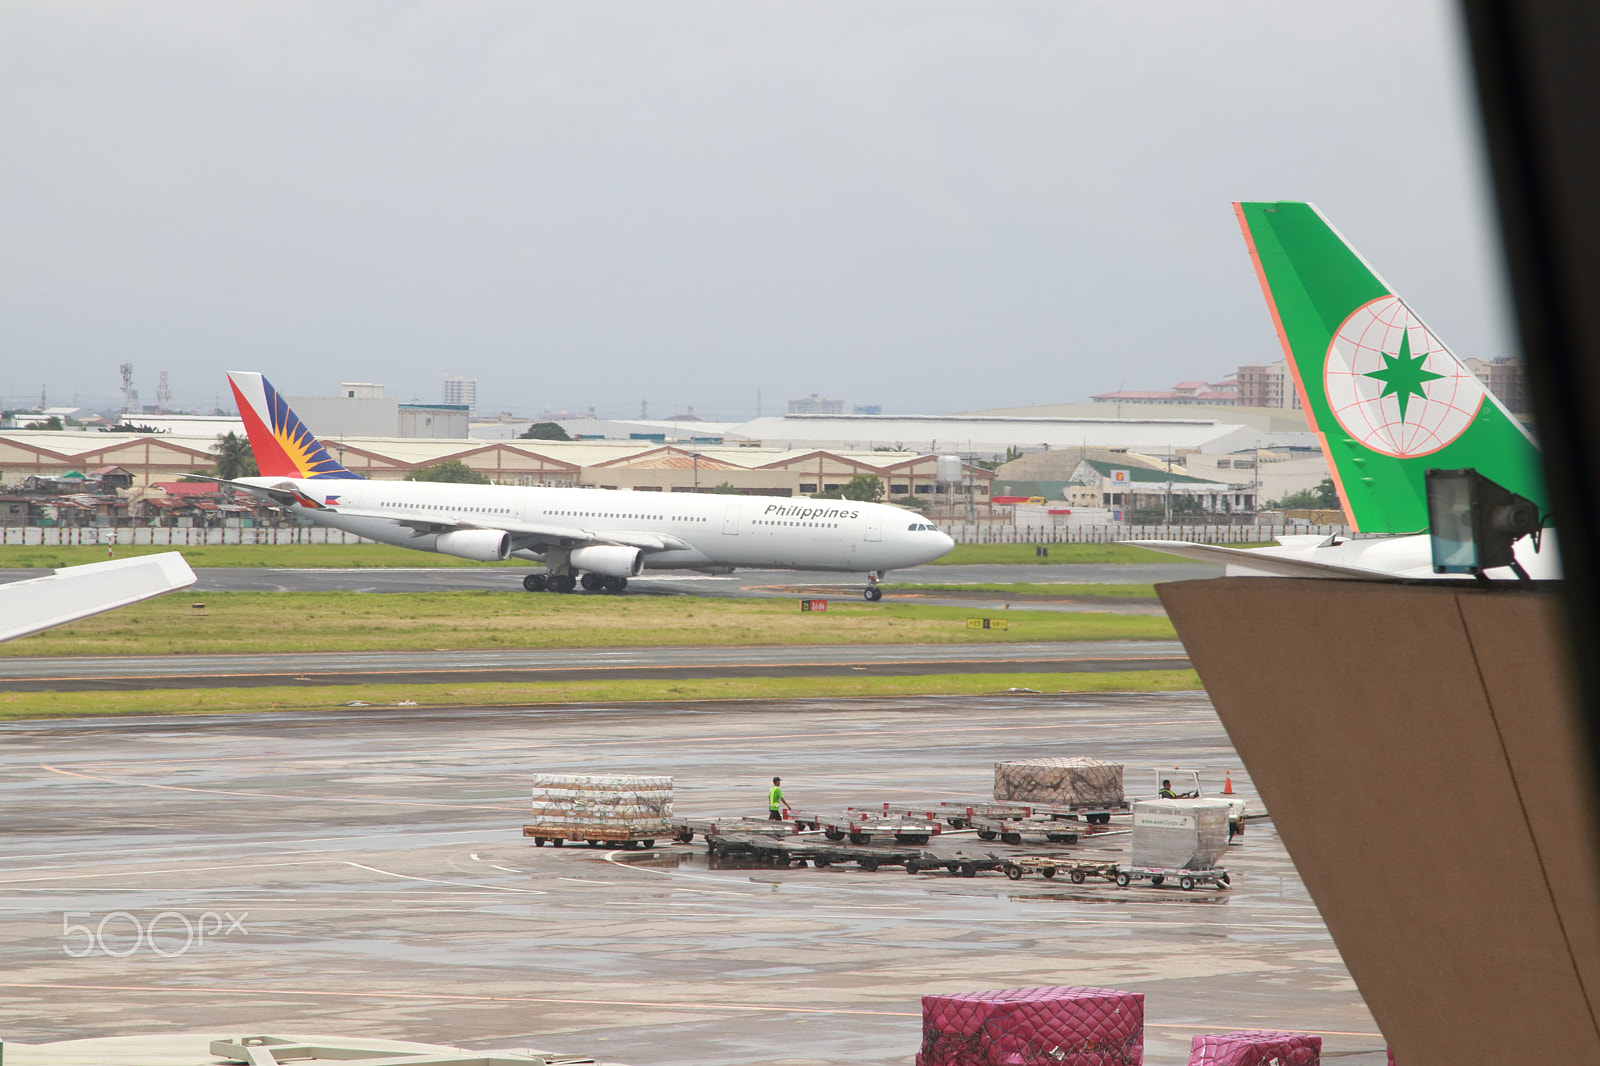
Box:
0 1 1511 421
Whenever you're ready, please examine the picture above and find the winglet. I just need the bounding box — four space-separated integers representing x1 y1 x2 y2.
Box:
226 372 362 480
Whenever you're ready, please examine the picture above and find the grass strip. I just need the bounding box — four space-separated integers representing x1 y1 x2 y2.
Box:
0 670 1203 721
0 591 1176 658
890 583 1159 598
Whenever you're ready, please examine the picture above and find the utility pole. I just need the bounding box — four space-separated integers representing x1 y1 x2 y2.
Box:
1164 447 1173 526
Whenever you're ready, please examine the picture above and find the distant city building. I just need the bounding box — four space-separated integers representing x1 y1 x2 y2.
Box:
788 394 845 415
1235 361 1303 411
1463 357 1529 418
1091 377 1239 407
288 383 469 438
853 404 882 415
442 374 477 417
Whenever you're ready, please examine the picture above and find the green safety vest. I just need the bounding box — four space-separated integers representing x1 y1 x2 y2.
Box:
769 784 783 809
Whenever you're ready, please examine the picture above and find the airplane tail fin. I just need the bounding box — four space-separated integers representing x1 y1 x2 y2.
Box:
1233 201 1544 534
226 372 362 480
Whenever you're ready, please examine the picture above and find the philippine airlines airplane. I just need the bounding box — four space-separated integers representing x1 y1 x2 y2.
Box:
223 372 954 598
1135 200 1557 581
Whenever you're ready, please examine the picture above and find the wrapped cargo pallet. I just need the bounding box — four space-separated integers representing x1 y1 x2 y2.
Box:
919 986 1144 1066
1188 1030 1320 1065
529 774 673 837
993 757 1124 807
1130 799 1231 870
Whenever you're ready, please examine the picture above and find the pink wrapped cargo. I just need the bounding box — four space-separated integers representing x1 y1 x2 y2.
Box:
1188 1031 1321 1065
919 986 1144 1066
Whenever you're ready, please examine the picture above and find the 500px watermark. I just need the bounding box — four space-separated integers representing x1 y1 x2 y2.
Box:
62 910 248 958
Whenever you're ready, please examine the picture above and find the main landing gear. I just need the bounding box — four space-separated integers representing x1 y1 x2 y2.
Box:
523 572 625 594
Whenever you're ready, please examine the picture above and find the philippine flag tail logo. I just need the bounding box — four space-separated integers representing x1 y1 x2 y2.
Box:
226 372 363 481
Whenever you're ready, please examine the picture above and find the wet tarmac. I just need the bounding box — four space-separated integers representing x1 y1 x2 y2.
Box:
0 694 1384 1064
0 640 1189 692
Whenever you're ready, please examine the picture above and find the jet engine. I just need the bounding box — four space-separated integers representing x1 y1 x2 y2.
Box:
569 545 644 578
434 529 512 562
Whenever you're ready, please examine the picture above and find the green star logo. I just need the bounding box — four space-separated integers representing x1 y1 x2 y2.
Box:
1364 330 1443 423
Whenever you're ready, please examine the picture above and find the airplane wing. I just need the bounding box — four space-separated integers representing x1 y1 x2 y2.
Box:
0 553 199 643
306 506 694 554
1129 540 1407 581
215 477 696 554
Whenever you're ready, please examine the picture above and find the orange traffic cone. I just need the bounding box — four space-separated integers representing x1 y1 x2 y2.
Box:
1223 771 1235 795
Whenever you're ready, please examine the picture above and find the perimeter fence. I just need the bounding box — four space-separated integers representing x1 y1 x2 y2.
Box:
937 523 1346 545
0 526 374 546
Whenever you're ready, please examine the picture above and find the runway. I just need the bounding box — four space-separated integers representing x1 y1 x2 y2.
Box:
0 640 1190 692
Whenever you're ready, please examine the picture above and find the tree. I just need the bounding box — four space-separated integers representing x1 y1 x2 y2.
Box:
406 459 491 484
210 432 258 479
1268 479 1341 511
709 482 742 494
33 415 63 431
839 474 885 502
519 422 572 441
1314 477 1340 510
893 495 930 514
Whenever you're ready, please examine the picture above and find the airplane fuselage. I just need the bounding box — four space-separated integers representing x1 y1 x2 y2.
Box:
237 478 955 574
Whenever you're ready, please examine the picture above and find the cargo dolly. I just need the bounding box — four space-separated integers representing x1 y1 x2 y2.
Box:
1113 865 1231 891
797 809 942 847
998 856 1122 883
523 824 664 850
902 853 1007 878
935 800 1130 829
704 831 925 872
669 816 803 843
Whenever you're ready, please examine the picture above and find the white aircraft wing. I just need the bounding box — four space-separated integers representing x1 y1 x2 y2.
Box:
0 552 199 644
311 507 693 554
1129 540 1407 581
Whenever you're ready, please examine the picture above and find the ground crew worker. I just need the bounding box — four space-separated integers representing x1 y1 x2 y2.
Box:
768 776 789 821
1159 779 1178 798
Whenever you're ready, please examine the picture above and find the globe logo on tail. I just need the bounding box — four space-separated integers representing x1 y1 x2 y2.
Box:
1323 295 1485 457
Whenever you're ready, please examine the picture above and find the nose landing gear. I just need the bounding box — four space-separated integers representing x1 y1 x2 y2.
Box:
863 570 885 602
